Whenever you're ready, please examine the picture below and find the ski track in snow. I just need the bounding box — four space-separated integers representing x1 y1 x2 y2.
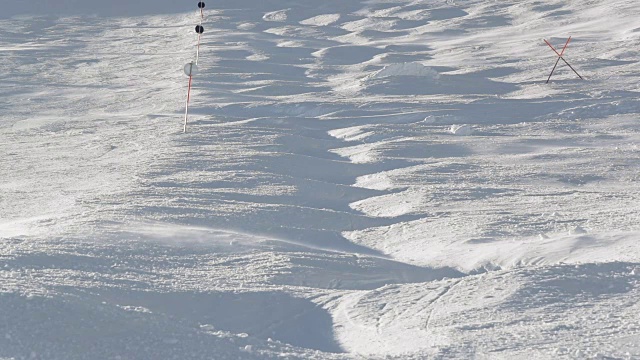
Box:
2 0 640 358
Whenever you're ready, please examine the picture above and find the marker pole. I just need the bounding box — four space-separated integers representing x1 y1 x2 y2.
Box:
196 23 202 64
182 3 206 133
184 75 192 133
196 2 206 64
183 62 198 133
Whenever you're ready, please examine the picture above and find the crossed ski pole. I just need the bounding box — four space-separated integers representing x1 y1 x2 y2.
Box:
544 36 583 83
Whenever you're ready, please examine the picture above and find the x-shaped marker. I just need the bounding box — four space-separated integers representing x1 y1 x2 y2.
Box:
544 36 583 83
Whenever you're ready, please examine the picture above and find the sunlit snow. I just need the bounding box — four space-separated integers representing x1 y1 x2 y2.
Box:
2 0 640 359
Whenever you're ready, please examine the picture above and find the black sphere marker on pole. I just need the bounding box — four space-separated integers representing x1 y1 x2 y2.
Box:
183 2 207 133
197 2 206 38
195 25 204 64
195 1 205 65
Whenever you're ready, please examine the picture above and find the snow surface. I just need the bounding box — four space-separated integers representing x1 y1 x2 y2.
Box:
2 0 640 358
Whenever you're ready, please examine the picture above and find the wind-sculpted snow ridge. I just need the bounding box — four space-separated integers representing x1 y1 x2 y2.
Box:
2 0 640 358
326 262 640 358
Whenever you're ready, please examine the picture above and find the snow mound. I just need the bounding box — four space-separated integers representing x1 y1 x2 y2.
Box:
263 9 288 22
300 14 341 26
371 63 439 80
569 225 588 235
450 124 475 136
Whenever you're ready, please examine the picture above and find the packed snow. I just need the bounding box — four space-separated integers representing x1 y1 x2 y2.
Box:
2 0 640 359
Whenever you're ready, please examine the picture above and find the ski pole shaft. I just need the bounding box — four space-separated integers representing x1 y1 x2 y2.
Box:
559 36 571 57
559 56 583 79
546 56 561 83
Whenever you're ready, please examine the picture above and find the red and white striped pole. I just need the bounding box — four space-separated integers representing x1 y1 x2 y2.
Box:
183 2 206 133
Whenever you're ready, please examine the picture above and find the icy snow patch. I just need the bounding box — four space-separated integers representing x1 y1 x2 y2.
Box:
371 63 439 80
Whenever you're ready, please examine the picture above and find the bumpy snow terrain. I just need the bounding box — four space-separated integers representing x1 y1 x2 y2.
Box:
2 0 640 358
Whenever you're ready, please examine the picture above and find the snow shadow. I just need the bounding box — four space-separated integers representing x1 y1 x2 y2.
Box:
0 290 343 357
0 292 259 360
101 290 344 353
363 67 520 96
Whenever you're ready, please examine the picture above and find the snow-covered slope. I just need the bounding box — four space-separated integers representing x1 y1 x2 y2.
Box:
2 0 640 358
